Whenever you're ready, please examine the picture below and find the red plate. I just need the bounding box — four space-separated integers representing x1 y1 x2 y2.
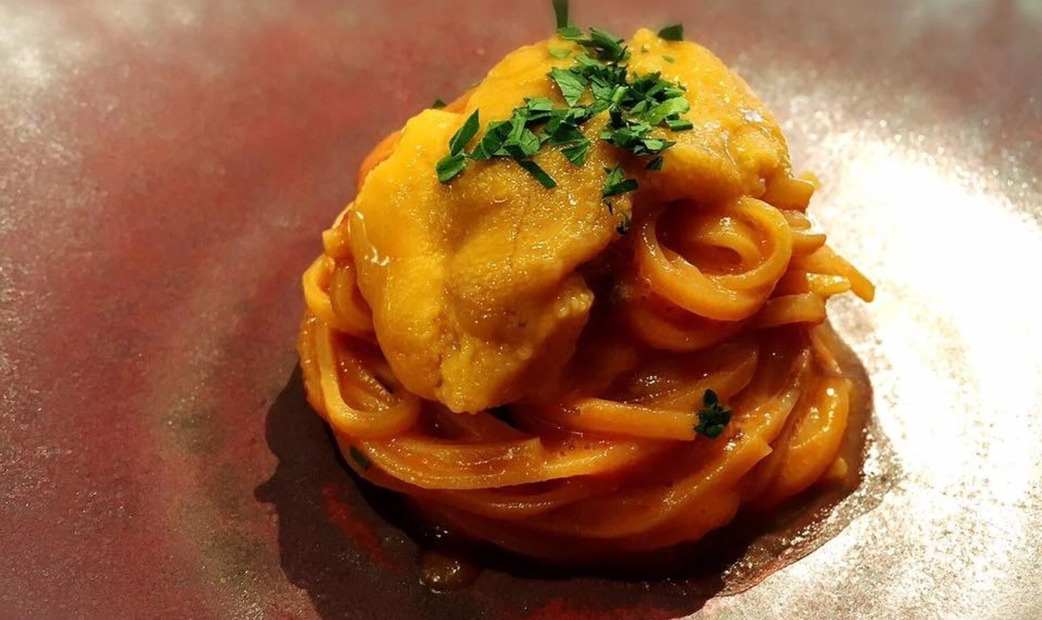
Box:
2 0 1040 618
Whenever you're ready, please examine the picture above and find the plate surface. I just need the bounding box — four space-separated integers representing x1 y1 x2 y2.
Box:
1 0 1040 618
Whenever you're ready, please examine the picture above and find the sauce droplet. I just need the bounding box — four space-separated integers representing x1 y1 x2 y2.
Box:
419 549 481 591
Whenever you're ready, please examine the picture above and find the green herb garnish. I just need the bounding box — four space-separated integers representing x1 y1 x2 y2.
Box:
602 164 638 197
436 2 691 203
549 66 588 106
349 446 371 470
436 109 481 183
518 160 558 188
448 109 480 155
695 389 732 439
644 96 690 125
666 118 694 131
561 140 591 165
658 24 684 41
544 118 586 145
460 105 563 186
436 153 468 183
432 98 447 109
553 0 569 29
504 126 541 159
557 25 583 40
662 55 675 63
469 119 511 161
579 27 629 62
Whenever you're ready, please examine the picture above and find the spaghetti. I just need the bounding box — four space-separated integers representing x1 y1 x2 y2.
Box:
297 26 873 564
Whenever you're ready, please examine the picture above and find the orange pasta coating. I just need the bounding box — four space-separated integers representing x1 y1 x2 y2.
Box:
298 28 873 562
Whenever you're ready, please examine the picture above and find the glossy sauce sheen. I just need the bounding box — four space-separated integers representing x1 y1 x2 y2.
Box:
5 0 1038 617
347 29 789 413
298 27 875 567
408 326 885 591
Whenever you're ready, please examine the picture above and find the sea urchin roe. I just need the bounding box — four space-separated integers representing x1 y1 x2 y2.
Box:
346 29 790 413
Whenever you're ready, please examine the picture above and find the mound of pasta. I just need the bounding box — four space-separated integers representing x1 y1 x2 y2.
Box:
298 22 873 563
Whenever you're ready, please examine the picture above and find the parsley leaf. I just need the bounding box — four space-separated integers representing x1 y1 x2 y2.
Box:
662 55 675 63
436 6 696 186
579 27 629 62
470 119 512 161
549 67 588 106
436 153 468 183
573 52 599 68
432 98 447 109
588 73 620 109
504 127 542 159
349 446 372 470
561 139 591 165
606 178 638 196
523 97 556 119
448 109 481 155
602 164 638 197
517 160 557 188
639 137 674 154
553 0 569 29
644 96 690 126
557 25 583 40
658 24 684 41
666 118 694 131
505 108 529 142
546 122 585 146
601 120 650 151
694 389 732 439
527 97 555 111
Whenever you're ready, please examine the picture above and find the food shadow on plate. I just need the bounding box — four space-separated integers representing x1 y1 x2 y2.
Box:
256 360 893 620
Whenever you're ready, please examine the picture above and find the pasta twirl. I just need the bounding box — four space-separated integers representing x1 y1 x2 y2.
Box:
297 25 873 565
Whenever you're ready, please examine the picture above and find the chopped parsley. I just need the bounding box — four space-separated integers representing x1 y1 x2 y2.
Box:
518 160 558 188
525 97 556 113
662 55 675 63
436 153 468 183
557 25 583 40
435 0 692 222
666 118 694 131
561 140 590 165
644 96 691 126
579 27 630 62
448 109 480 155
695 389 732 439
348 446 371 470
432 98 447 109
602 164 638 198
552 0 570 29
549 66 588 106
658 24 684 41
